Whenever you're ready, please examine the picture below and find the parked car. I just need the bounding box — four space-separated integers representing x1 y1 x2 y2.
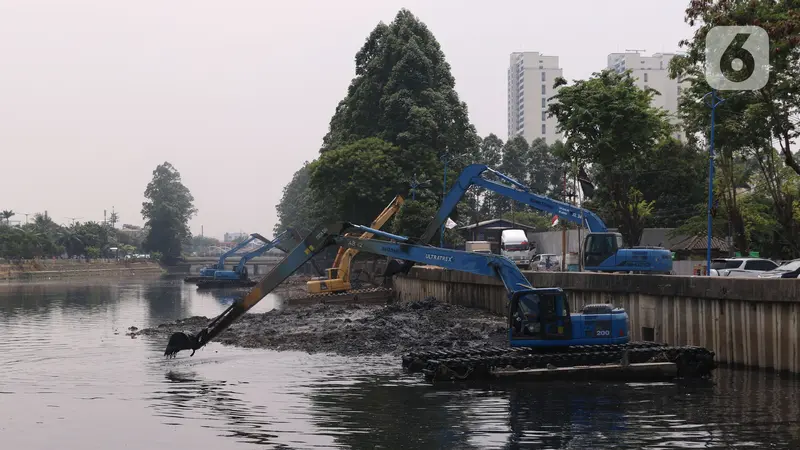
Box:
757 259 800 279
709 257 779 277
531 253 559 271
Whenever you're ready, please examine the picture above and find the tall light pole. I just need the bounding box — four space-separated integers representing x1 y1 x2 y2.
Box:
703 89 726 275
440 152 449 248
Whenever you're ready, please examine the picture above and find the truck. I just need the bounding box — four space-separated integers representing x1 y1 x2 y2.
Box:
500 229 532 269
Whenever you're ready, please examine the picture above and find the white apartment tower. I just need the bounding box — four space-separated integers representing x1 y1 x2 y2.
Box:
607 51 688 139
507 52 563 144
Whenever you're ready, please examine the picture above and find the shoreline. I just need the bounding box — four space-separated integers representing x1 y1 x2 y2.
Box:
0 260 165 281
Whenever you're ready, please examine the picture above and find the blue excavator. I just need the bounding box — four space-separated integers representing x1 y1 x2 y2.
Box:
195 228 304 289
164 221 715 382
184 233 269 282
396 164 673 274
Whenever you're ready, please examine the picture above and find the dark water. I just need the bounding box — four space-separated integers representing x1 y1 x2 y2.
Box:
2 278 800 449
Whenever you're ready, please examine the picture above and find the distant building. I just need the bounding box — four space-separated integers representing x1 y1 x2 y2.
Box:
507 51 564 144
607 51 689 140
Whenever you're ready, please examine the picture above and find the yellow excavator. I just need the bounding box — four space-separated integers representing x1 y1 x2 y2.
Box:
304 194 404 297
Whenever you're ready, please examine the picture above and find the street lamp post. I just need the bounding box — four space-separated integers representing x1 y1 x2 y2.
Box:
440 152 449 248
703 89 726 275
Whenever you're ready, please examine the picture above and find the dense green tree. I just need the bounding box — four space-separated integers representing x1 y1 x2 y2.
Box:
275 9 481 239
390 199 462 246
141 162 196 263
669 1 800 256
674 0 800 175
309 138 406 226
273 162 333 235
548 70 673 246
314 9 479 230
321 9 480 178
528 137 565 198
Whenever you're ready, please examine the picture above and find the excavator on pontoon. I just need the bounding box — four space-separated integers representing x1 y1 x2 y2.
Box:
163 222 715 382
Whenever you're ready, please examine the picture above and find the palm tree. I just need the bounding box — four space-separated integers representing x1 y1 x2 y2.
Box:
56 227 83 257
1 210 14 224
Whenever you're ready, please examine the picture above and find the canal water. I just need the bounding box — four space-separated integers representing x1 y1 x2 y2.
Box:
2 278 800 449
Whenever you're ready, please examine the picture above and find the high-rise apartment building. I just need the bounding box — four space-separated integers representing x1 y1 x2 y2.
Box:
607 51 689 139
507 52 563 144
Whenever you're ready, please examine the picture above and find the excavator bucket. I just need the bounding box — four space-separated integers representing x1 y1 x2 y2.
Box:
164 331 200 358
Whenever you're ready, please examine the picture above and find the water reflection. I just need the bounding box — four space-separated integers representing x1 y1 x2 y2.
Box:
143 279 192 325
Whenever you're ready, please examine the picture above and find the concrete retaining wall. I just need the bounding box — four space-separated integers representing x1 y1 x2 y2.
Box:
1 260 164 281
393 266 800 373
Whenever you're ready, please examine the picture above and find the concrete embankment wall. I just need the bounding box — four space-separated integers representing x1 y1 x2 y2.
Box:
1 259 164 281
393 266 800 373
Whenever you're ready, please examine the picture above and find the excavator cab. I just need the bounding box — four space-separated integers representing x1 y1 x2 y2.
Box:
582 232 624 268
508 288 572 346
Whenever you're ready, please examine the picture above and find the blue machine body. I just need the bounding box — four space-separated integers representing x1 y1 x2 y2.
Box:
211 230 296 281
199 234 265 277
413 164 672 273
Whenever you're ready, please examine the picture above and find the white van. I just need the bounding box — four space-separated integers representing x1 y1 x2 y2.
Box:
501 229 532 269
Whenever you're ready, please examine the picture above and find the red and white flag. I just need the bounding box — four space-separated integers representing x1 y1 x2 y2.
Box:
551 215 559 227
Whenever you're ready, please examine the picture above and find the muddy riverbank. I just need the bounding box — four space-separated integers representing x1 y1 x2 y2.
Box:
134 297 507 356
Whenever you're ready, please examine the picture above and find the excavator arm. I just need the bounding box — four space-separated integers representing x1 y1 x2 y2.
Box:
165 221 551 357
307 195 404 294
233 229 302 274
201 234 267 276
419 164 608 244
333 194 404 286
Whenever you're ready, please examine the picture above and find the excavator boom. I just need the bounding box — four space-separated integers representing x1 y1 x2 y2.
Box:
306 195 404 295
395 163 671 274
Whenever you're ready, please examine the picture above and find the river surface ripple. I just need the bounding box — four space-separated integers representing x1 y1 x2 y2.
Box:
1 278 799 449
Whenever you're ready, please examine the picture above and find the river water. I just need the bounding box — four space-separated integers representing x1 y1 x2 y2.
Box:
2 277 800 449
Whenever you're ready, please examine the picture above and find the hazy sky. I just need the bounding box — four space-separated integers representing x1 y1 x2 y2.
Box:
1 0 694 239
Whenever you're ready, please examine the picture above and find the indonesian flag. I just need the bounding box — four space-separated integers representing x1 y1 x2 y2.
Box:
551 215 559 227
445 217 457 229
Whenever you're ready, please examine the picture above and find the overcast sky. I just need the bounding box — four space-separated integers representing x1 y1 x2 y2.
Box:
1 0 693 240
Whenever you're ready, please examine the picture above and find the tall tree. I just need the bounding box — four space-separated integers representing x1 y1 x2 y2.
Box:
674 0 800 175
670 2 800 255
273 8 481 238
528 137 564 197
309 138 406 226
141 162 196 263
318 8 480 199
495 136 533 217
548 70 673 246
1 210 14 224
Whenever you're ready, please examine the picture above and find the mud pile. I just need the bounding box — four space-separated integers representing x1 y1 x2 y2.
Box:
135 297 508 356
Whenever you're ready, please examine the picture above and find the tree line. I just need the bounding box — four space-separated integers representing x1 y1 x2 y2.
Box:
0 212 145 260
1 161 198 263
